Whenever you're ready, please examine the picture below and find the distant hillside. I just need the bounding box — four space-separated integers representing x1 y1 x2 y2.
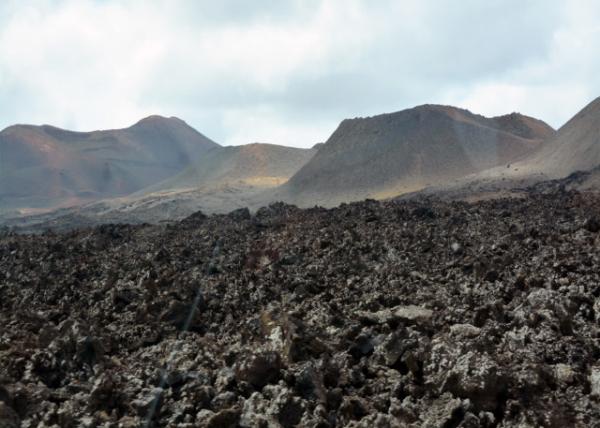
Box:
275 104 554 206
377 96 600 203
0 116 218 210
71 142 320 223
521 96 600 177
143 142 317 194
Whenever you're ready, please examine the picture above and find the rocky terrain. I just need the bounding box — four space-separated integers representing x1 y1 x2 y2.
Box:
2 189 600 427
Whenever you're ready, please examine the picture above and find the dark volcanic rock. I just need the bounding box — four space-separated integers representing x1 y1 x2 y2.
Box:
1 190 600 426
0 402 20 428
235 351 283 389
584 215 600 233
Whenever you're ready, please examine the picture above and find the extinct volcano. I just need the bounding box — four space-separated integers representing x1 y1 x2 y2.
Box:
418 95 600 200
76 142 320 224
520 96 600 178
144 142 317 193
277 105 555 206
0 116 218 211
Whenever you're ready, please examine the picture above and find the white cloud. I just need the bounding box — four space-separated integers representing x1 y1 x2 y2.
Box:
439 1 600 129
442 82 590 129
0 0 599 145
222 106 333 147
0 1 167 129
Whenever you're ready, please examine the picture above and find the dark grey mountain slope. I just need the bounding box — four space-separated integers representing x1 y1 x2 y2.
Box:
275 104 554 206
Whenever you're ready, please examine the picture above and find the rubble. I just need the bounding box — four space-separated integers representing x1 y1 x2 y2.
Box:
1 190 600 426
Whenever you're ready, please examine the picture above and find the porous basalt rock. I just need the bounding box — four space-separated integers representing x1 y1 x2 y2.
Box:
1 191 600 426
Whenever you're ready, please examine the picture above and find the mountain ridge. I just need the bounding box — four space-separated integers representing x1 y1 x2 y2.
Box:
0 116 218 210
522 96 600 177
10 98 600 228
275 104 554 206
143 142 317 194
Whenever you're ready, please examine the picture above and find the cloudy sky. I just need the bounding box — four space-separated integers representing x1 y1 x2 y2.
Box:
0 0 599 147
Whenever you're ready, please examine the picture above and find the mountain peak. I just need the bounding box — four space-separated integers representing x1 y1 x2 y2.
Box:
566 96 600 125
413 103 467 113
0 114 219 211
524 94 600 177
491 112 555 140
586 95 600 109
283 103 554 205
133 115 187 127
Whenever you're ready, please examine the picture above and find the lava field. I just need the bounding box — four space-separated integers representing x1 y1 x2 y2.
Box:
2 191 600 427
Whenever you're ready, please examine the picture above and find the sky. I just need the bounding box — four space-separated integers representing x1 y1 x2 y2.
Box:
0 0 599 148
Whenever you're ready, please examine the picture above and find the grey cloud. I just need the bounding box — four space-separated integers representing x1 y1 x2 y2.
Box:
143 0 567 131
0 0 597 145
168 0 318 27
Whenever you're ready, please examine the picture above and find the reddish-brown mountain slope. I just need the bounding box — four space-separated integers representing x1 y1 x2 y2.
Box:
0 116 218 209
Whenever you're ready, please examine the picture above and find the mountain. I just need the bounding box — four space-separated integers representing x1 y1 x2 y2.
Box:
275 104 555 206
519 96 600 177
0 116 218 210
417 96 600 202
0 103 562 228
143 142 317 193
71 143 319 224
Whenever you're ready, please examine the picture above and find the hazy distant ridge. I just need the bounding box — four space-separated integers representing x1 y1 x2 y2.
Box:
0 115 218 210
